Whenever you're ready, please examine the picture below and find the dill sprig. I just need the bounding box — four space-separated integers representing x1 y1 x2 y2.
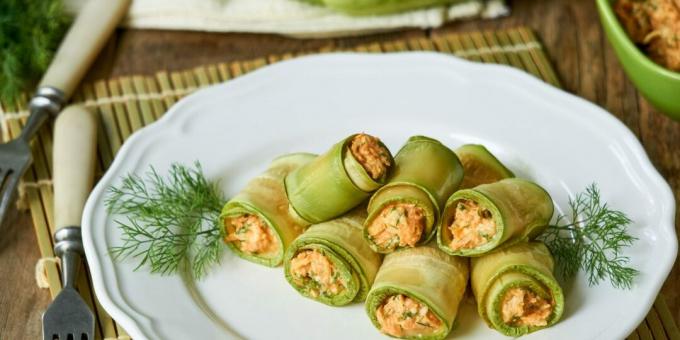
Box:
0 0 71 106
106 162 226 279
539 183 638 289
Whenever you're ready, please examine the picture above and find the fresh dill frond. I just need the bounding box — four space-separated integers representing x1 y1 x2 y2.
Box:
106 162 226 279
539 183 638 289
0 0 71 106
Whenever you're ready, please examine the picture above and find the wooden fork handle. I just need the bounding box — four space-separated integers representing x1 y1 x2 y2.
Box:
38 0 131 100
53 105 98 230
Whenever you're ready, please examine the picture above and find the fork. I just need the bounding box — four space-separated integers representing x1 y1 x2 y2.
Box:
42 105 98 340
37 1 132 338
0 88 64 228
0 0 130 229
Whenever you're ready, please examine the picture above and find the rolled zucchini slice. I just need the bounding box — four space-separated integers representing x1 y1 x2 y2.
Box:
364 136 463 253
283 208 382 306
221 153 316 267
365 246 469 340
321 0 464 16
455 144 514 189
285 133 393 224
437 178 553 256
471 242 564 336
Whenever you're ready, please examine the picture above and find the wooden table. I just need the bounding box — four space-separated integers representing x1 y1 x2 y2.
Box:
1 0 678 337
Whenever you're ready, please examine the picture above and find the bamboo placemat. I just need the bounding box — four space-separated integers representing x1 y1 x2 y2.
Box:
1 26 677 340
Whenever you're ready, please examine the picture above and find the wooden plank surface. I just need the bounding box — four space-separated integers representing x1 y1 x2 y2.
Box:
0 0 678 338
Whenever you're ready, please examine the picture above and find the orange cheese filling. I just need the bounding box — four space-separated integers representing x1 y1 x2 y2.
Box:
224 214 278 255
349 133 391 180
448 199 497 250
501 288 553 327
289 249 345 298
376 294 442 338
367 203 425 251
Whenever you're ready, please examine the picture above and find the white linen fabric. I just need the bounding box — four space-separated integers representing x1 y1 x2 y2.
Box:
65 0 508 37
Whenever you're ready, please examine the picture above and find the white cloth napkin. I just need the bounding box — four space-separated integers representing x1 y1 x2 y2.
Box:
65 0 508 37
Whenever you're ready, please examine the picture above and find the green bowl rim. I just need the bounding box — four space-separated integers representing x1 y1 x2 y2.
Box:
596 0 680 80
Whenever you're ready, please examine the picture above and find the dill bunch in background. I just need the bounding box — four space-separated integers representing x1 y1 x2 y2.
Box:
0 0 71 108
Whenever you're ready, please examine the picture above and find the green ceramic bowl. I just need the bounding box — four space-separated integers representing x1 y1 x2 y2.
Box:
596 0 680 120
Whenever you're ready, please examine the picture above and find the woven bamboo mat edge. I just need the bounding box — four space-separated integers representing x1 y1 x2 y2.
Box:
1 26 677 340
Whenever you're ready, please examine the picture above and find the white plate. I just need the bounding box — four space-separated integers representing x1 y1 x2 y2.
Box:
82 53 677 340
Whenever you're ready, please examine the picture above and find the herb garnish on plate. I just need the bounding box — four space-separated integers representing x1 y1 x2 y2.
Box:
106 162 225 279
539 183 639 289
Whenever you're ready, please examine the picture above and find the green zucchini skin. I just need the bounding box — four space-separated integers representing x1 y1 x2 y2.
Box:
283 208 383 306
285 134 393 224
320 0 465 16
220 153 316 267
365 136 463 253
455 144 514 189
471 242 565 336
365 245 469 340
437 178 554 257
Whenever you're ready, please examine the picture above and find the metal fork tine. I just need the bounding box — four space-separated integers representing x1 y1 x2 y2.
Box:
0 168 7 186
0 171 19 227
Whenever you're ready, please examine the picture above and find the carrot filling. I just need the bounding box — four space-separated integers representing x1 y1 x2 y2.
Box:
376 294 442 338
501 288 553 327
349 133 391 180
289 249 345 298
448 199 497 250
367 203 425 251
224 214 278 255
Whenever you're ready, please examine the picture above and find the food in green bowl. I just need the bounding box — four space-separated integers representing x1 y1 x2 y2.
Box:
614 0 679 72
596 0 680 120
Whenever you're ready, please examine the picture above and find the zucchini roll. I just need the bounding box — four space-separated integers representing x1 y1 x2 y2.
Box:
437 178 553 256
320 0 463 16
365 246 469 340
471 242 564 336
221 153 316 267
285 133 393 224
283 208 382 306
455 144 514 189
364 136 463 253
